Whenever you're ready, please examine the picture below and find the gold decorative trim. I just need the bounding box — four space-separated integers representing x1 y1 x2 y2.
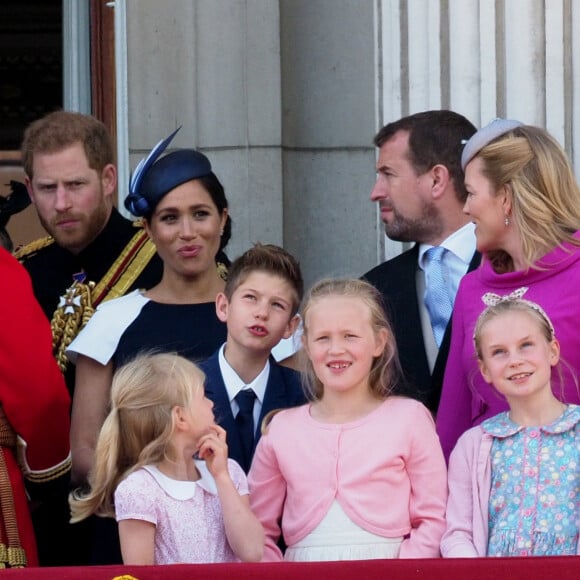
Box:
0 411 27 567
24 457 71 485
48 226 155 372
91 229 151 304
13 236 54 261
100 238 157 303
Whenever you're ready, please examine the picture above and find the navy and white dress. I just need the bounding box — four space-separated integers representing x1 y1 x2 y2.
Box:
67 289 227 368
67 288 300 369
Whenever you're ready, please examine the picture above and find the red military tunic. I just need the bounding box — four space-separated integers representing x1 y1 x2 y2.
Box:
0 248 71 567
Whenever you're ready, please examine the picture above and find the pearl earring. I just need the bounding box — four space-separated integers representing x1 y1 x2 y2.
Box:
504 215 510 226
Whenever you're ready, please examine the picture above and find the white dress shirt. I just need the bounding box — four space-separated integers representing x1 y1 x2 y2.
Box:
217 344 270 434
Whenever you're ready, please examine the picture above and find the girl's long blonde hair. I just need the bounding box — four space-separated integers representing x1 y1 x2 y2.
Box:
300 278 403 401
69 352 205 522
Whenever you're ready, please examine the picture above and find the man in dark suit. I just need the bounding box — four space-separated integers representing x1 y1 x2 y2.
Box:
364 110 478 412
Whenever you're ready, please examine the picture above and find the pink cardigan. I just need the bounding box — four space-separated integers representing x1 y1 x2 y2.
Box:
441 425 580 557
440 426 492 557
248 398 448 561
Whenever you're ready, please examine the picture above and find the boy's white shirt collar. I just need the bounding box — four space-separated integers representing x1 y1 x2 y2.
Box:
217 343 270 405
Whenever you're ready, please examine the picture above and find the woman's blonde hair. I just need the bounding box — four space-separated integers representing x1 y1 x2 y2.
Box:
300 278 403 401
475 125 580 272
69 352 205 522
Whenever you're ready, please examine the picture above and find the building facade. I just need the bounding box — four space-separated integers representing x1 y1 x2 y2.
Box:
75 1 580 286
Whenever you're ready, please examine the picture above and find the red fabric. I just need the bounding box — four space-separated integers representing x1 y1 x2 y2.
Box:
0 248 71 566
0 557 577 579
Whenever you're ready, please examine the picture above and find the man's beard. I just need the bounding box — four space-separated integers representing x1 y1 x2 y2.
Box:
39 200 110 255
383 202 443 244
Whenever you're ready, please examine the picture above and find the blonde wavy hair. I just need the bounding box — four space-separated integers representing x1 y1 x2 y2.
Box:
69 352 205 522
475 125 580 273
300 278 403 401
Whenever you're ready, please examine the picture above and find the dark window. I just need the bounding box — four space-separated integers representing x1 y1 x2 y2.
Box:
0 1 62 151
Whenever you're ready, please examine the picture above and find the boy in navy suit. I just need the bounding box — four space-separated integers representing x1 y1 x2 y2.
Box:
201 243 305 472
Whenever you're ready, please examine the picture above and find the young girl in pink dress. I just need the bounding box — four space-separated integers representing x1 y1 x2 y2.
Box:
442 289 580 557
70 353 263 564
248 278 447 561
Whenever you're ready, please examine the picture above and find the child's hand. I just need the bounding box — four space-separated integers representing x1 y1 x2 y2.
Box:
197 425 229 479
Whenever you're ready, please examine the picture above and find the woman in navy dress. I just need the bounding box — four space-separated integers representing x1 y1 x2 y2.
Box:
67 130 231 563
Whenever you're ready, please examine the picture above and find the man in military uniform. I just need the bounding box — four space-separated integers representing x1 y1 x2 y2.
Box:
17 111 162 390
16 110 162 566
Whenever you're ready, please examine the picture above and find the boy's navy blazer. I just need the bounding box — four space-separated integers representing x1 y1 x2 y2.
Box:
200 350 306 472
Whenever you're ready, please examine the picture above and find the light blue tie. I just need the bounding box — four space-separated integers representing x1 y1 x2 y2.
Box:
424 246 453 347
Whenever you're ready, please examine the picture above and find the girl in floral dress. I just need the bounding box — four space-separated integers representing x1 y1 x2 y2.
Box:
442 288 580 557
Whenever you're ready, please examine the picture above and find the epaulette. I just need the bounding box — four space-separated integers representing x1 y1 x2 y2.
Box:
13 236 55 261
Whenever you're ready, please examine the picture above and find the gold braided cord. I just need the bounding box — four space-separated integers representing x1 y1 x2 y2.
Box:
51 282 95 374
91 228 150 305
0 411 27 568
217 261 228 282
24 457 71 484
12 236 54 261
0 417 16 449
101 238 157 303
50 227 154 372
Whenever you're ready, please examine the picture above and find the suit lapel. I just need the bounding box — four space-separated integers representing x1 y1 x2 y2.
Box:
202 353 244 466
394 246 432 383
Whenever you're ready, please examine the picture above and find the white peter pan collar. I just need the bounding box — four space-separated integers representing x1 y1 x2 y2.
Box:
143 460 218 500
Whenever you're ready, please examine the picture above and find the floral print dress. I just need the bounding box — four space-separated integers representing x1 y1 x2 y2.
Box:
485 405 580 556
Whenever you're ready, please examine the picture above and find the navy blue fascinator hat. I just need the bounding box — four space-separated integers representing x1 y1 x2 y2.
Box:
125 127 214 217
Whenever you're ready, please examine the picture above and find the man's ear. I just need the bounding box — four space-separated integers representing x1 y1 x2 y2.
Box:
430 164 451 200
101 163 117 200
215 292 229 322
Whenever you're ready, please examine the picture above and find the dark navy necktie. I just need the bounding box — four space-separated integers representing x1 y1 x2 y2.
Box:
235 389 256 472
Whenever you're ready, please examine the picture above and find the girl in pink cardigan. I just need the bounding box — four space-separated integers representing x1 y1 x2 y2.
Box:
442 290 580 557
248 278 447 562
